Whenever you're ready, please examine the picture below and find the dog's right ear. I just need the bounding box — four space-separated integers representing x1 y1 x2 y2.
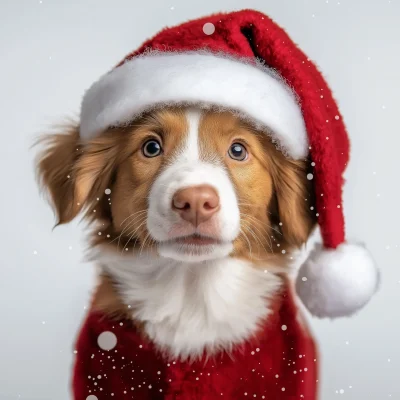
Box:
36 122 127 226
35 123 84 225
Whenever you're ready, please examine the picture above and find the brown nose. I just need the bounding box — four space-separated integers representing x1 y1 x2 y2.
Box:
172 185 220 226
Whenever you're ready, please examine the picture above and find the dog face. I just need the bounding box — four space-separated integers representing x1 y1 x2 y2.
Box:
145 110 240 262
36 107 316 265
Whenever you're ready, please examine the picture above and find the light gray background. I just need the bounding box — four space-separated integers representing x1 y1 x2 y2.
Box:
1 0 399 399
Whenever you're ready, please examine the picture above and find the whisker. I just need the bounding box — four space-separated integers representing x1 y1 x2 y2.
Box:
240 212 282 236
240 216 274 253
239 227 252 258
114 216 145 247
121 219 148 253
113 215 147 248
240 214 275 240
139 232 152 256
243 223 271 255
116 213 147 245
119 210 147 227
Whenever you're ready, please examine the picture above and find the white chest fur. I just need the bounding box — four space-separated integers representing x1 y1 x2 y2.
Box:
98 252 282 360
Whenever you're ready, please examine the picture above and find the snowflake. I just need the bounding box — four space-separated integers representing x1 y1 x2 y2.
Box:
97 331 117 351
105 188 111 195
203 22 216 35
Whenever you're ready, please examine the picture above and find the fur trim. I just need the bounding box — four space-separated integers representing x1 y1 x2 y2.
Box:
295 243 379 318
80 50 308 159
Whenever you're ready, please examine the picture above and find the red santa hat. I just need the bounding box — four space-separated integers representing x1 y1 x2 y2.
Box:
79 9 379 318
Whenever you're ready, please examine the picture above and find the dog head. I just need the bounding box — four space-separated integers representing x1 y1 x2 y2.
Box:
36 107 316 265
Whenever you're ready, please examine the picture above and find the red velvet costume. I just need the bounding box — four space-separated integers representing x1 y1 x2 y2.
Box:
73 288 318 399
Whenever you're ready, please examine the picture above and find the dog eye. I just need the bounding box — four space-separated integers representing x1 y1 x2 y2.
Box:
228 143 248 161
142 139 162 158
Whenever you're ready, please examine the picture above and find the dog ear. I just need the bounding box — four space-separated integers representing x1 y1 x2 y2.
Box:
269 155 317 248
35 122 123 225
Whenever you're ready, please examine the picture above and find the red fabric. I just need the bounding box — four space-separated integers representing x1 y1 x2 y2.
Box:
72 289 318 399
116 9 350 250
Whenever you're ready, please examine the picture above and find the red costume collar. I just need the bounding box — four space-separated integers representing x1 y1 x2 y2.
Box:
73 289 318 399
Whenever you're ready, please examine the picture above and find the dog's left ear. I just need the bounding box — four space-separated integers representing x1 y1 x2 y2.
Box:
270 155 317 248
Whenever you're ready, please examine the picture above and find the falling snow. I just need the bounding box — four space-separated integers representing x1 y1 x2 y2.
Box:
105 188 111 195
98 331 117 351
203 22 215 35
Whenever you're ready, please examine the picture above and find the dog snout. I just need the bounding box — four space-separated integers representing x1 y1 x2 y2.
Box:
172 185 220 226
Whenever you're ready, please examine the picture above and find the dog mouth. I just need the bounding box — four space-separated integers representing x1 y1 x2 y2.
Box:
156 233 233 261
173 234 221 246
165 233 221 247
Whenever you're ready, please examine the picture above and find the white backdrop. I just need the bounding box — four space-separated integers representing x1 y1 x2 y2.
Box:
1 0 399 399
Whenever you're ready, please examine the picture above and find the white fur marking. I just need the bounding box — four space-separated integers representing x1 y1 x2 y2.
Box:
94 249 282 361
183 109 200 162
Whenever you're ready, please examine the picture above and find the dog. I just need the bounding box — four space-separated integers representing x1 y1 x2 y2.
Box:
36 106 319 399
34 7 381 398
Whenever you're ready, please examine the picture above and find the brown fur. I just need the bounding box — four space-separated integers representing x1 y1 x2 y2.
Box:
36 107 316 317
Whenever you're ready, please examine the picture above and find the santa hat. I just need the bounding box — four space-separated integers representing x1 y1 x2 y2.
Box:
79 9 379 318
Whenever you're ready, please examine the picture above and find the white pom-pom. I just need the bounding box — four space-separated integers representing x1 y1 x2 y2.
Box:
295 243 379 318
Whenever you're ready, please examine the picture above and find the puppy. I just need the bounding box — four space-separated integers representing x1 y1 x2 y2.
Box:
36 106 318 399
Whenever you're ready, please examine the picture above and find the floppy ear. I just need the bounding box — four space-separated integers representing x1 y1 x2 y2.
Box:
35 122 123 225
269 155 317 247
